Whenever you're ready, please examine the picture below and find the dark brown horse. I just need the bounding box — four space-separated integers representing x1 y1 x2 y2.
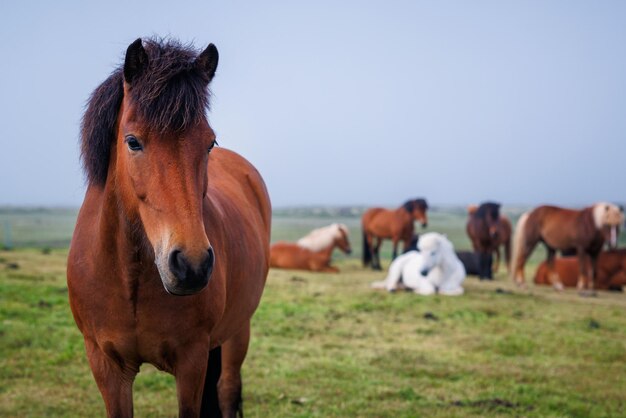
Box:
269 224 352 272
67 38 271 417
493 215 512 274
362 199 428 270
534 249 626 291
467 205 511 274
466 202 502 280
511 203 623 293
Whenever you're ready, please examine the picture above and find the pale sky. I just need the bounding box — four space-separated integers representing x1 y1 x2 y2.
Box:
1 1 625 208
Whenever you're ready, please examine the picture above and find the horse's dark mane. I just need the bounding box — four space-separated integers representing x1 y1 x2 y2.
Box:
80 38 212 185
475 202 501 220
403 198 429 213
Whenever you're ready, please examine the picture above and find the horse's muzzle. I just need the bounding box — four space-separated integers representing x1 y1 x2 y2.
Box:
165 247 214 295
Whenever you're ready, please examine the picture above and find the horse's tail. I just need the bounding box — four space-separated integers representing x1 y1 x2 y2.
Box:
362 229 372 267
510 212 529 283
200 346 222 416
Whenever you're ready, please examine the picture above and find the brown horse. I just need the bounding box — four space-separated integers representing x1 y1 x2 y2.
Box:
270 223 352 272
466 202 502 280
511 203 624 293
467 204 511 274
67 38 271 417
534 249 626 291
362 199 428 270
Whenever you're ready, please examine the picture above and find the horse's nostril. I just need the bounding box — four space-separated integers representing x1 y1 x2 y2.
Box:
168 249 188 280
202 247 215 275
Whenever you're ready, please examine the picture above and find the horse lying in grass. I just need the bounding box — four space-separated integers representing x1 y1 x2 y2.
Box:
534 249 626 291
270 223 352 272
511 202 624 293
455 251 481 276
371 232 466 295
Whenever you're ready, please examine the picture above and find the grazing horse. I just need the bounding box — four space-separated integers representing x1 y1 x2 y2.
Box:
468 205 512 273
466 202 502 280
371 232 466 295
362 198 428 270
270 223 352 272
511 203 624 292
67 38 271 418
534 250 626 291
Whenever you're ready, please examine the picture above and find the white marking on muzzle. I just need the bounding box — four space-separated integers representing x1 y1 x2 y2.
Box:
611 226 617 248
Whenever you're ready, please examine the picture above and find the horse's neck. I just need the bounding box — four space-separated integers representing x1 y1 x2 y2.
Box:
580 208 600 234
395 207 413 225
311 240 336 260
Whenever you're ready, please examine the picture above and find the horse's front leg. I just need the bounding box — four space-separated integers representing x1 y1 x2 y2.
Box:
391 238 399 260
493 246 501 274
175 341 210 418
576 250 591 293
588 254 599 293
85 338 137 418
218 322 251 418
372 237 383 270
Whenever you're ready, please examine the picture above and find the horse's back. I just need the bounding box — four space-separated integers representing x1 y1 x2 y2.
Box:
269 242 326 271
362 207 384 227
269 242 300 268
362 207 404 237
529 205 580 226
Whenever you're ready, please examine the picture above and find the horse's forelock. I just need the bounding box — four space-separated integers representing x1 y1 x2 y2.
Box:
415 198 428 210
475 202 500 220
593 202 625 228
129 39 211 134
80 38 212 185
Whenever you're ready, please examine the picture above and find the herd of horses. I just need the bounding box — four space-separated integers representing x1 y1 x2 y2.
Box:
66 38 625 417
269 198 626 297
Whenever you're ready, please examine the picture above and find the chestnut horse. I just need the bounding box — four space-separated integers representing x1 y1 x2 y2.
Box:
468 204 511 274
534 250 626 291
67 39 271 417
466 202 502 280
362 199 428 270
270 223 352 272
511 203 623 293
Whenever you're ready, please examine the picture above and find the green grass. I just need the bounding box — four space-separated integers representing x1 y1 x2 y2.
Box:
1 209 626 417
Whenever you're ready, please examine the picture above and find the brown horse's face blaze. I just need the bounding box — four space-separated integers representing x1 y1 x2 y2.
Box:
413 208 428 228
117 96 216 296
487 216 500 240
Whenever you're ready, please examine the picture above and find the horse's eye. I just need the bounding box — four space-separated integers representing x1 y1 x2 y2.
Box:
125 135 143 151
208 139 218 153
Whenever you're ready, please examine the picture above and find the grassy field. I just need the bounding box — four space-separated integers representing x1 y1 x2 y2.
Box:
1 209 626 417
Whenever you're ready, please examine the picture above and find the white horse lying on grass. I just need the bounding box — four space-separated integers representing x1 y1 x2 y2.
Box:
372 232 466 295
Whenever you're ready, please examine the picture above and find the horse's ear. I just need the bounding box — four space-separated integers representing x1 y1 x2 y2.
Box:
195 43 219 83
124 38 149 84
